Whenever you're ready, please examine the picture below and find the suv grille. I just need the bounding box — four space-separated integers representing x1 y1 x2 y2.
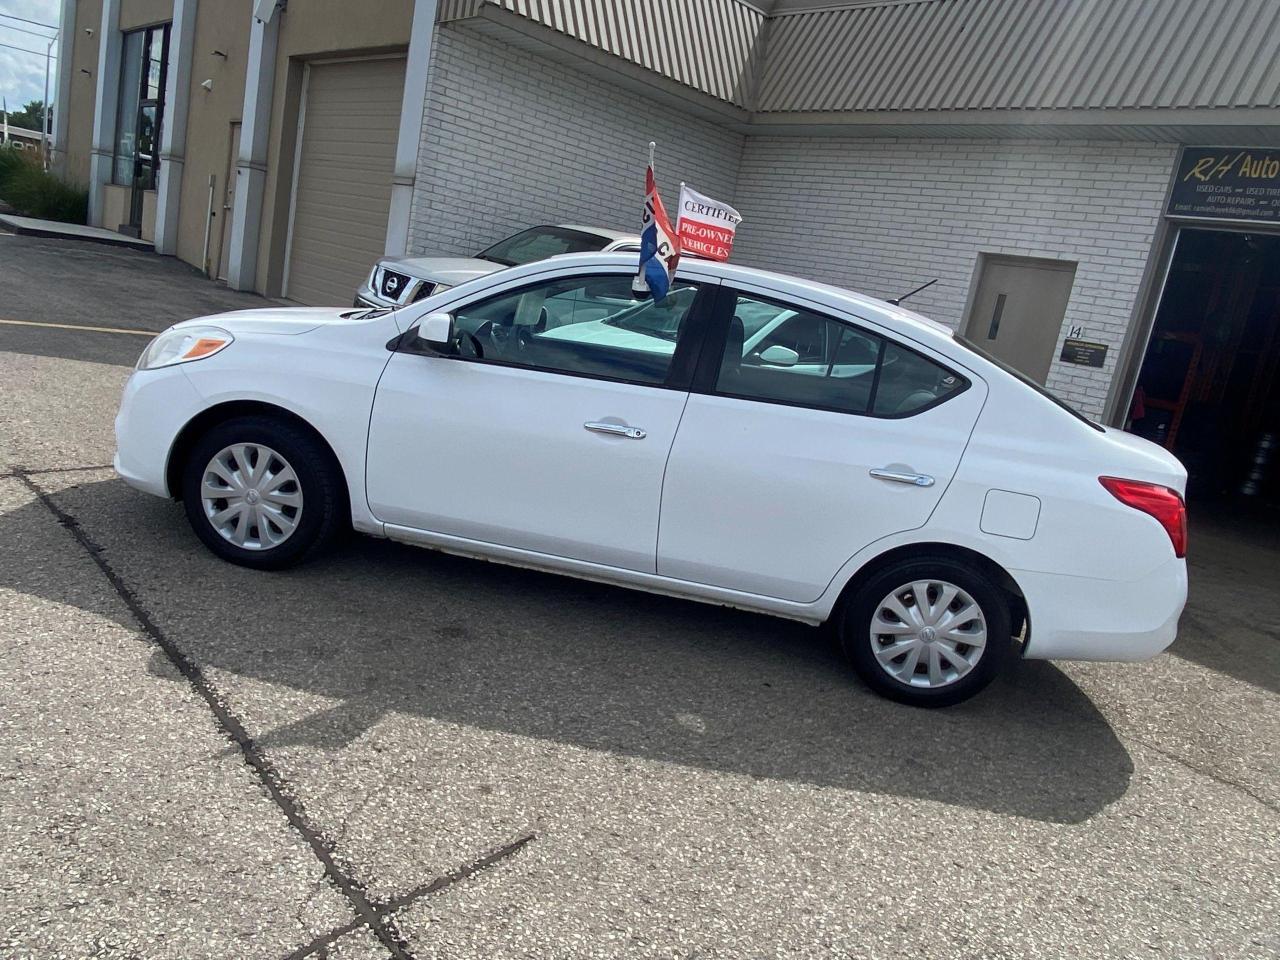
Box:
411 282 437 303
379 269 412 301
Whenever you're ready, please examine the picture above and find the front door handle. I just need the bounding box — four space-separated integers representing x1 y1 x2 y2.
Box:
585 421 646 440
870 468 935 487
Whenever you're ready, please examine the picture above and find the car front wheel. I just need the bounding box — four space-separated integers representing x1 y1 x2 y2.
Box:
839 558 1011 707
181 415 344 569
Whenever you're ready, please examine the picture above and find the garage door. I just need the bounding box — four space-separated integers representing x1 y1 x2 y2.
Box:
285 57 405 305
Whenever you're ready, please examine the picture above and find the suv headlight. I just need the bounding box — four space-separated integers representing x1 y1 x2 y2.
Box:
137 325 234 370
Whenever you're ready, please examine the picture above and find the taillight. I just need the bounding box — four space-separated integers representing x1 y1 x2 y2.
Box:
1099 477 1187 558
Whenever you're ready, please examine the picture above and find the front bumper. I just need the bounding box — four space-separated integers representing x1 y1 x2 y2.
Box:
113 367 206 498
354 283 397 309
1019 556 1188 661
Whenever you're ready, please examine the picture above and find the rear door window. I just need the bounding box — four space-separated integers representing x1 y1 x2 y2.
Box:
712 292 967 417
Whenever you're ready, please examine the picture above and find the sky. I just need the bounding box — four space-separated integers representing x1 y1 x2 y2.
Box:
0 0 60 122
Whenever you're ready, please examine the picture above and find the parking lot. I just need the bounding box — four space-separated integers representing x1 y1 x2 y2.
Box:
1 232 1278 959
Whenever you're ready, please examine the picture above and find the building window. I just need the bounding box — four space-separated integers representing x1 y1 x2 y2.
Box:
113 24 170 193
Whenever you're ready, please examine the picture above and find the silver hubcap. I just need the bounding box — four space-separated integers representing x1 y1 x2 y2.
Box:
200 443 302 551
869 579 987 689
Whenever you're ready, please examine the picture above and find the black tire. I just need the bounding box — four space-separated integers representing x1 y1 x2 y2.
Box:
839 557 1011 708
181 415 346 570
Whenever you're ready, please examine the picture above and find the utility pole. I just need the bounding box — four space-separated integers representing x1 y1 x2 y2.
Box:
43 32 57 170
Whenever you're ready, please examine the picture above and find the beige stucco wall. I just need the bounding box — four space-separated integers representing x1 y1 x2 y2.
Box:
173 0 252 270
99 184 156 238
141 186 157 240
59 0 104 186
101 182 129 230
253 0 414 296
119 0 172 30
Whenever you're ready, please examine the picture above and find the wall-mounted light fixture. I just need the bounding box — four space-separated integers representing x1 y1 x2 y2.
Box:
201 79 214 91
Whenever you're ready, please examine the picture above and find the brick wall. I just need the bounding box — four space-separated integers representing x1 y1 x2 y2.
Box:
408 26 745 257
410 29 1178 419
731 138 1178 418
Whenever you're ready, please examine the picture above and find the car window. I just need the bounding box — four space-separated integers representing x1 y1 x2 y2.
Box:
476 226 610 266
871 342 967 416
450 274 701 386
715 293 967 417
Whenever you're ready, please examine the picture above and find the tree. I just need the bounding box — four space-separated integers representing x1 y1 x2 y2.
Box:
3 100 49 133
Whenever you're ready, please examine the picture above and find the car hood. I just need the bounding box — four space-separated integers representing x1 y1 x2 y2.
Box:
379 256 505 286
173 307 378 337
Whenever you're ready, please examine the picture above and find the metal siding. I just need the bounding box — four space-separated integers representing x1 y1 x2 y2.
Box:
442 0 765 105
757 0 1280 114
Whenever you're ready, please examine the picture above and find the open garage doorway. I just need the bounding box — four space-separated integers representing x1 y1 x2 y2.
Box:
1128 228 1280 526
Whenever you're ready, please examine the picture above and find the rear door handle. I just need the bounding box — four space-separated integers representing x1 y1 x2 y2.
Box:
585 421 646 440
870 468 935 487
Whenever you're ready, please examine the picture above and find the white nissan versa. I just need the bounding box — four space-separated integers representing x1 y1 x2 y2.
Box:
115 254 1189 706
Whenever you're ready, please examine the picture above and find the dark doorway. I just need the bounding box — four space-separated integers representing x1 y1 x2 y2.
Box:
1128 228 1280 513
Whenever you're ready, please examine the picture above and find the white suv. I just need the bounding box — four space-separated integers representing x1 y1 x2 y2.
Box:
354 224 641 309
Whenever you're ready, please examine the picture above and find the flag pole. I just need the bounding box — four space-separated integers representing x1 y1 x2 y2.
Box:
634 141 657 297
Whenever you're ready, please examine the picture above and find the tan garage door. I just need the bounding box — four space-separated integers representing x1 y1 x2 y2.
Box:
285 56 405 305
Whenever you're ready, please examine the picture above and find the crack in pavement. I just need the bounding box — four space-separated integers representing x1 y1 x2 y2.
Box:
1126 733 1280 816
13 467 418 959
0 464 114 481
282 832 537 960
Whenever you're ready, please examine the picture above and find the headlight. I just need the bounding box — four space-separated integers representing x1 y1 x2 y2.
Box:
137 325 234 370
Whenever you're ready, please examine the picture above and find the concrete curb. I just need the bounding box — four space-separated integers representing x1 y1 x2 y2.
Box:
0 214 154 251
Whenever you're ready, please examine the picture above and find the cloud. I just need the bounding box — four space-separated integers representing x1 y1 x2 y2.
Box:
0 0 61 121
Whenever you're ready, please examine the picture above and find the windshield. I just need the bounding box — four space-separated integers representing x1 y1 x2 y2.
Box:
476 226 612 267
955 335 1104 432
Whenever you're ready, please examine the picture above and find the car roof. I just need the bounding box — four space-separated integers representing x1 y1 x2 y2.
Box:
555 224 637 242
514 251 958 350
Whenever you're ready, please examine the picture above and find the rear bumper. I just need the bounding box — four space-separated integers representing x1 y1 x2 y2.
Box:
1020 557 1187 662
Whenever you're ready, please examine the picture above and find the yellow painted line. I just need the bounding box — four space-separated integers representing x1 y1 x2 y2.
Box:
0 317 156 337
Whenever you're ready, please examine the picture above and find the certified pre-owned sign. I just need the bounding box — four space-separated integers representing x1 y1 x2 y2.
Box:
1168 147 1280 224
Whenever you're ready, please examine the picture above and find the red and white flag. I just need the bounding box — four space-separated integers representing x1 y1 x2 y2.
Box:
676 185 742 261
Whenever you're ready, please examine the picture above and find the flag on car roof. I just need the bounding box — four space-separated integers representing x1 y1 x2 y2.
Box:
634 144 680 301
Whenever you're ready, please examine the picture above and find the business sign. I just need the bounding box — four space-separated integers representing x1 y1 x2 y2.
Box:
676 185 742 261
1167 147 1280 224
1060 338 1108 368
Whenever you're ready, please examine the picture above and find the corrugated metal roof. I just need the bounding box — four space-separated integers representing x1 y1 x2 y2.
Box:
443 0 767 107
757 0 1280 114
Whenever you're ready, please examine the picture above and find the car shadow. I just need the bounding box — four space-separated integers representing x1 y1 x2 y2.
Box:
6 477 1135 824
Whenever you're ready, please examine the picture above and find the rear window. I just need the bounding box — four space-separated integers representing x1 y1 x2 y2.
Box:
955 335 1104 432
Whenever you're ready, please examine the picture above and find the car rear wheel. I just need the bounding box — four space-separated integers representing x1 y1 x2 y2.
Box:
839 558 1011 707
182 416 344 569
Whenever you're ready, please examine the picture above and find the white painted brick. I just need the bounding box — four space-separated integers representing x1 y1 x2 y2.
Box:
410 29 1177 421
731 137 1178 419
409 27 743 258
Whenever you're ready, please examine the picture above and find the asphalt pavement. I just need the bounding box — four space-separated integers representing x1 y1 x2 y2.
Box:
1 233 1277 959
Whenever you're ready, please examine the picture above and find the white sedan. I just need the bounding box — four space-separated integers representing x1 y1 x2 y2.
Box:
115 254 1188 707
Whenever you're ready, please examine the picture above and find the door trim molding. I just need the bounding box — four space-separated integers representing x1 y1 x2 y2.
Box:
383 522 828 625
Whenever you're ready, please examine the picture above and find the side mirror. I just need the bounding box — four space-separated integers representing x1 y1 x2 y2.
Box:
759 344 800 367
419 311 453 347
